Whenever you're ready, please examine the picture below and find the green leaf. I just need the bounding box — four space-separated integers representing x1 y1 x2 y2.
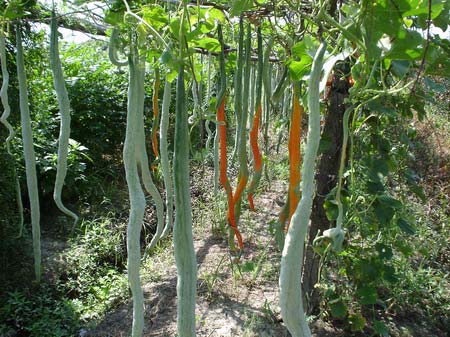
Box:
206 8 226 23
409 184 426 202
433 2 450 30
324 199 338 221
381 264 398 283
373 320 389 336
330 301 347 319
230 0 253 17
142 5 169 31
402 2 445 19
105 3 125 25
390 60 411 79
375 243 393 260
373 201 395 225
4 0 25 19
348 313 366 332
388 29 423 60
397 218 416 235
288 60 311 81
424 77 446 93
357 285 378 305
377 195 403 209
192 37 221 52
242 261 255 272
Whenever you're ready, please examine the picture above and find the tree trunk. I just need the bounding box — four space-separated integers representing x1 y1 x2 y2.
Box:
302 65 350 314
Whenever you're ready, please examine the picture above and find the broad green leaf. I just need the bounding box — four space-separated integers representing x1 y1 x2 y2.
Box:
142 5 168 31
388 29 423 60
230 0 253 17
330 301 347 319
402 2 445 19
348 313 366 332
397 218 416 235
357 285 378 305
382 264 398 283
374 320 389 336
377 195 402 209
242 261 255 272
288 59 311 81
375 243 393 260
373 201 395 225
170 17 189 41
424 77 446 93
4 0 25 19
390 60 411 79
409 184 426 202
433 2 450 31
206 8 226 23
323 199 338 221
191 37 220 52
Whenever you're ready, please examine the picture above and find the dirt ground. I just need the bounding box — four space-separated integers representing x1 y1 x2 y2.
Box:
83 156 447 337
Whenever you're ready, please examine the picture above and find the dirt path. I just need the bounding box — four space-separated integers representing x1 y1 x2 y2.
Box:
88 162 301 337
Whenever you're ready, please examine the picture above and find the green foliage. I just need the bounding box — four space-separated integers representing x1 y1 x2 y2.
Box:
0 285 79 337
56 217 129 321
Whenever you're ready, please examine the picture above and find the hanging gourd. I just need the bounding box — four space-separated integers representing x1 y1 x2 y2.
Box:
0 28 24 236
232 23 252 226
172 4 197 335
49 12 79 227
247 26 264 211
123 40 146 337
151 64 160 158
160 78 174 239
216 24 243 252
287 86 303 228
279 42 326 337
16 24 41 282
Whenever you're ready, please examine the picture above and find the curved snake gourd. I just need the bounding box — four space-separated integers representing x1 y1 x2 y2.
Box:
279 42 326 337
135 65 164 253
247 26 264 210
204 53 214 154
124 45 146 337
0 29 24 236
160 78 174 239
173 4 197 335
216 24 243 252
151 65 160 158
232 23 251 227
108 27 128 67
49 13 79 226
16 24 41 282
174 64 197 337
231 17 244 162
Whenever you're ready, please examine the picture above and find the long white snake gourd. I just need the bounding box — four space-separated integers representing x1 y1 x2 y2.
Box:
124 46 145 337
204 53 213 153
173 4 197 333
135 66 164 253
16 25 41 282
0 32 14 152
160 78 174 239
174 64 197 337
231 18 244 162
279 42 326 337
0 30 24 235
108 27 128 67
49 13 79 226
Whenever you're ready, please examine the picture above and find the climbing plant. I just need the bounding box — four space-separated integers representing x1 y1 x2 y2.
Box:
1 0 449 336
